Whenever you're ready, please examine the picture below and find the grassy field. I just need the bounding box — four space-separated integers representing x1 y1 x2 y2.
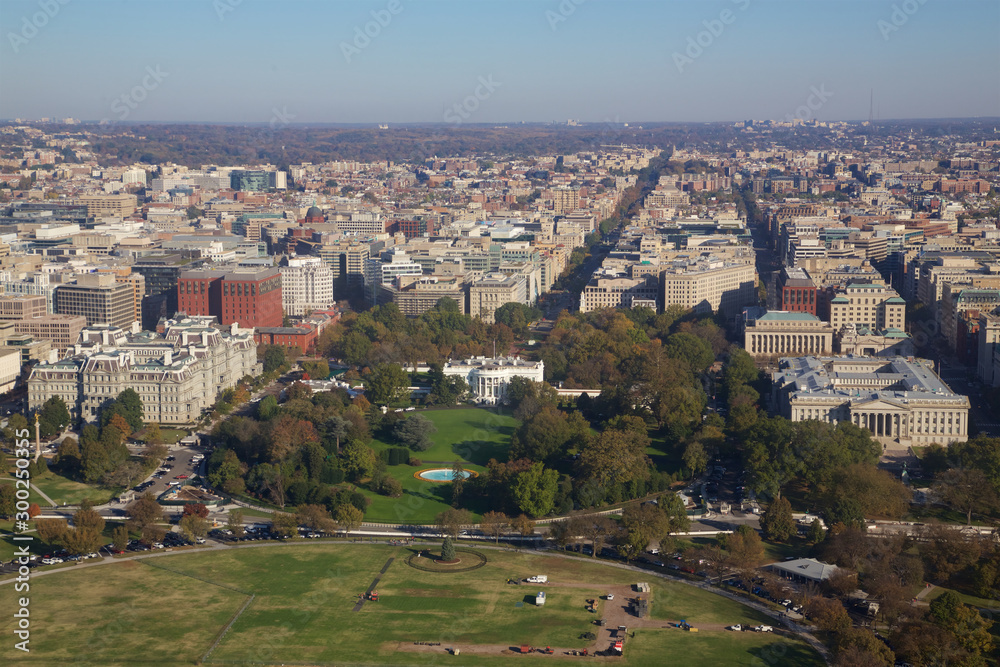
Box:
29 469 120 506
0 544 823 666
359 408 519 524
369 407 518 466
0 458 118 507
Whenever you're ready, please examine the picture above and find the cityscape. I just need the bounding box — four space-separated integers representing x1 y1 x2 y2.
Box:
0 1 999 666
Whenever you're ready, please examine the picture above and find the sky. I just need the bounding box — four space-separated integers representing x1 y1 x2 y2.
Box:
0 0 998 124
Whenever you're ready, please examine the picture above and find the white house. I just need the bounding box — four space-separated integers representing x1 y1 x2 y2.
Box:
441 356 545 404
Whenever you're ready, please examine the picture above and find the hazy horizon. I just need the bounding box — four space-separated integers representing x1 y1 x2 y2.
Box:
1 0 998 125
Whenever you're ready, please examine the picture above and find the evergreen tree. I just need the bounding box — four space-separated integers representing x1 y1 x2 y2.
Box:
441 536 456 561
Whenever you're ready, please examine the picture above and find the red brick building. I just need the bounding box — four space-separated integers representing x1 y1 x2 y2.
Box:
178 266 283 329
778 266 818 316
254 325 317 354
386 218 435 239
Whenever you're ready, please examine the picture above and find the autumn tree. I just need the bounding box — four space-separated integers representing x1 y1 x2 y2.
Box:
935 467 999 526
112 525 129 552
480 510 510 544
435 507 472 538
270 511 300 539
226 508 245 538
126 492 163 532
335 504 364 537
36 518 68 545
179 514 210 541
181 503 209 519
722 525 765 576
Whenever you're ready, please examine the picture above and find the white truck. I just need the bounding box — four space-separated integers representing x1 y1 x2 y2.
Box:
526 575 548 584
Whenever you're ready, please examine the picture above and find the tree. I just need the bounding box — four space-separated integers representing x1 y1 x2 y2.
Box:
682 441 708 480
342 440 377 481
74 506 105 533
144 422 162 445
930 590 994 657
36 518 68 545
436 507 473 538
441 536 457 561
227 508 245 538
54 436 81 475
760 496 795 542
101 461 144 489
112 525 129 552
658 492 691 547
806 596 851 633
577 428 651 488
141 524 167 546
365 363 408 405
620 503 668 554
64 527 104 555
270 512 300 539
0 484 15 518
126 492 162 532
392 414 437 451
114 388 145 433
511 462 559 517
513 514 536 541
935 468 998 525
723 525 765 575
665 332 715 372
257 395 279 421
37 396 70 437
179 514 210 541
262 345 287 373
806 518 825 544
480 511 510 544
182 503 210 519
336 504 364 537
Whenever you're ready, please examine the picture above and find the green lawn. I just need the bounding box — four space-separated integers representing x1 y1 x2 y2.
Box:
28 469 120 507
0 544 823 666
358 408 519 524
370 407 518 466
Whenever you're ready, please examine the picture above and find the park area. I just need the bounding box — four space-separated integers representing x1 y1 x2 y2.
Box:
0 543 823 666
360 407 519 523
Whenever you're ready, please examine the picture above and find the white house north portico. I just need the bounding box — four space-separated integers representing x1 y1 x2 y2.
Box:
442 356 545 404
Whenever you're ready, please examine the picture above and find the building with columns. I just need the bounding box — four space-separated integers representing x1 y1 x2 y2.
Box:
441 356 544 404
743 309 834 358
772 356 969 446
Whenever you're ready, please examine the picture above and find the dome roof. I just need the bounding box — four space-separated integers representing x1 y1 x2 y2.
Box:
306 205 323 218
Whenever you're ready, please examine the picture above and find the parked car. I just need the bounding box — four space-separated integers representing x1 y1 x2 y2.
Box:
754 625 774 633
727 625 742 632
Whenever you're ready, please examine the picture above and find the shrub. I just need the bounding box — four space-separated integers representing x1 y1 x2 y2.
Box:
409 458 422 467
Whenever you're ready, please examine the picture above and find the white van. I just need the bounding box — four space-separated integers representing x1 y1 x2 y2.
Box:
526 575 548 584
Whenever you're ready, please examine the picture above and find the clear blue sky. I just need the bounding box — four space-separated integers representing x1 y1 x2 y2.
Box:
1 0 997 123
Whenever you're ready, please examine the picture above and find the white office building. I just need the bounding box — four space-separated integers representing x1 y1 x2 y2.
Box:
280 257 335 316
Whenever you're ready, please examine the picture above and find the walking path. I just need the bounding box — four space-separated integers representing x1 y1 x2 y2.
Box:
31 481 57 508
